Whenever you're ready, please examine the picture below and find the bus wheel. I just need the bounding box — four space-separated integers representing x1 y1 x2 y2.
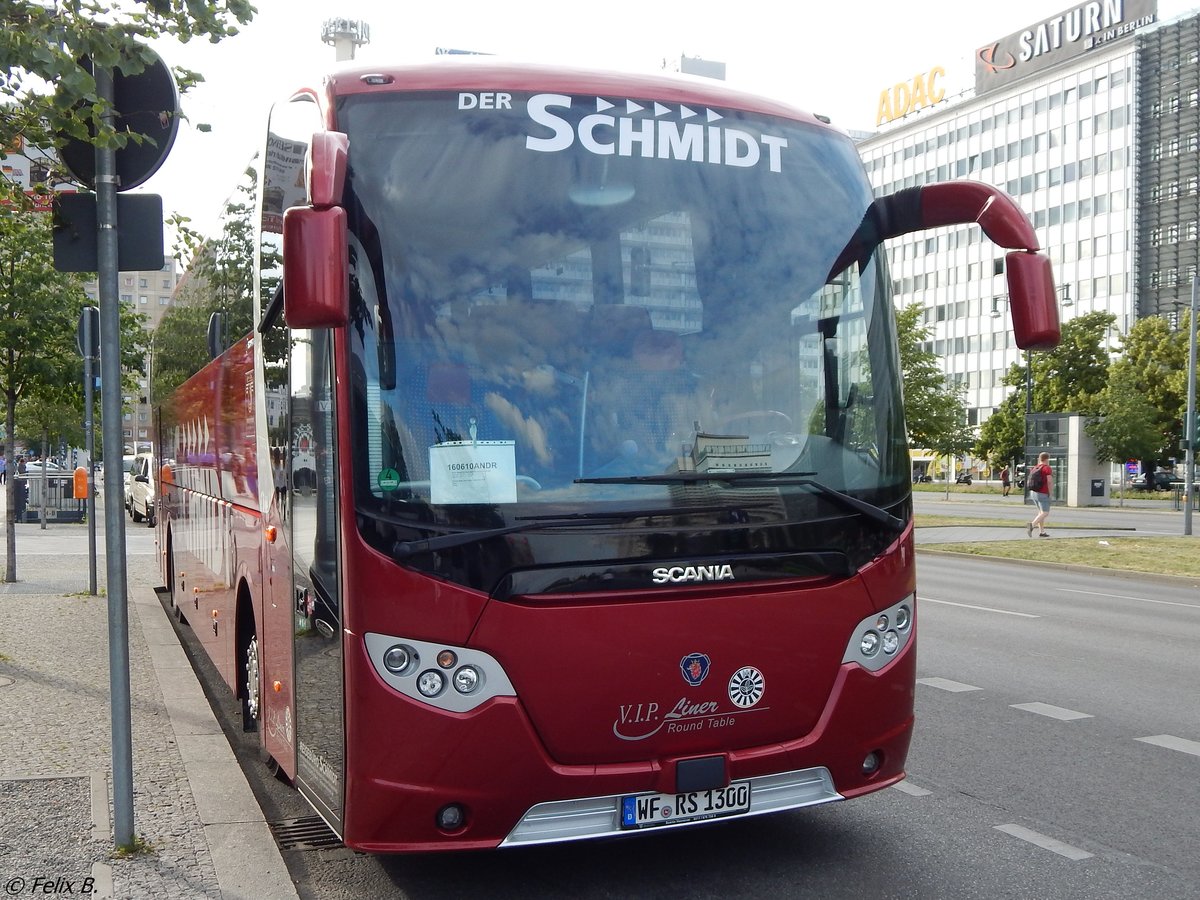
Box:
242 631 260 732
165 536 175 608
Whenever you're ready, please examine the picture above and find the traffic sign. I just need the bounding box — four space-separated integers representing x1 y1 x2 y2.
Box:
58 44 179 191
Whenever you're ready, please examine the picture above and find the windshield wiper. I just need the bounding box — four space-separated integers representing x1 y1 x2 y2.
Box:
389 504 755 557
574 472 906 533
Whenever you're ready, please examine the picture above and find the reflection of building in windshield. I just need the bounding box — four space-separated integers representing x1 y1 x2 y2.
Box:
522 212 702 333
683 434 772 473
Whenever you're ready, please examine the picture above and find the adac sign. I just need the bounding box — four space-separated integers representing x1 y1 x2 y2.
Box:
976 0 1158 95
876 67 946 126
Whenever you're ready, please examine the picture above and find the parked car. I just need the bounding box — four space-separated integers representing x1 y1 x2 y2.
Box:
1133 471 1183 492
118 455 137 507
126 452 156 526
22 460 64 473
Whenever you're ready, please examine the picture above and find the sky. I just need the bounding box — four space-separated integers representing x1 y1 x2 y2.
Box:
140 0 1196 248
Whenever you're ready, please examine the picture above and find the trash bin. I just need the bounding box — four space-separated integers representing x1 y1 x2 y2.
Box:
1090 478 1105 498
13 478 28 521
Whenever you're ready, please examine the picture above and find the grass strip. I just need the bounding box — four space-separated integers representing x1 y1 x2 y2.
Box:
921 535 1200 579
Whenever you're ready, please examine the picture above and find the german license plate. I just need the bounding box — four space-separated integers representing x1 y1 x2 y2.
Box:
620 782 751 829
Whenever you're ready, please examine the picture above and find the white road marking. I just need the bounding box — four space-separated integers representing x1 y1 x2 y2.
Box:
1011 702 1093 721
921 597 1041 618
892 780 932 797
1135 734 1200 757
917 677 981 693
1057 588 1200 610
995 824 1093 860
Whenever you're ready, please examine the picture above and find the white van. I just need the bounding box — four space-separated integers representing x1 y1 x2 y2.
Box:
127 452 156 526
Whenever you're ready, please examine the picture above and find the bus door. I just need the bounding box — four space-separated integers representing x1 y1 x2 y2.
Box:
289 327 346 827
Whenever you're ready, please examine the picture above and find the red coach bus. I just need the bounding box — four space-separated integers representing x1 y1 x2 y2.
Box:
157 60 1059 852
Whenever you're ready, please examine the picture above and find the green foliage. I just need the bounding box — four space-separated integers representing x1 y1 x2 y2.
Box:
153 164 284 402
0 0 256 170
894 302 972 456
149 299 212 404
976 313 1115 468
1086 361 1166 468
0 206 148 579
1029 311 1114 415
975 380 1025 467
1104 312 1192 464
17 386 85 451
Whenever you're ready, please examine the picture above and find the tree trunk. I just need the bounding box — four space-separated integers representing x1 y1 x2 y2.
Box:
5 385 16 582
39 425 48 530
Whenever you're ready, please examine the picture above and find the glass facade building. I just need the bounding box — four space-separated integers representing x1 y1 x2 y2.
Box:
856 3 1197 433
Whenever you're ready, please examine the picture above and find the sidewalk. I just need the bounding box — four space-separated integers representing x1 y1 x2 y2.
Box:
0 500 297 899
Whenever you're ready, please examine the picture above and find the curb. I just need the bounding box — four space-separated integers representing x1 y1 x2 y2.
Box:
131 582 300 900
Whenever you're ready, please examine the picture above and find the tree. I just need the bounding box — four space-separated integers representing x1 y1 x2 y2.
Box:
1114 312 1191 466
895 303 949 446
154 164 284 403
1029 311 1114 415
0 205 88 577
975 377 1025 470
976 312 1115 471
149 298 213 406
925 387 977 497
1086 361 1165 505
0 1 255 174
0 205 147 580
895 303 974 477
16 384 82 528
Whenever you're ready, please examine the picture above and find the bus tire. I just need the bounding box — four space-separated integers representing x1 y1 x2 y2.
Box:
165 533 175 608
239 604 260 733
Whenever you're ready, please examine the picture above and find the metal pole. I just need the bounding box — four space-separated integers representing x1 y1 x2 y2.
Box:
1024 350 1033 501
83 319 96 596
95 67 135 849
1184 276 1197 536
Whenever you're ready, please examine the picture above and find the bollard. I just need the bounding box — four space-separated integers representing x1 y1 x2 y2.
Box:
74 466 89 500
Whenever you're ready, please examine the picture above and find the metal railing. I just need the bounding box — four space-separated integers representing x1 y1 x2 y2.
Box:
1173 484 1200 512
13 473 87 523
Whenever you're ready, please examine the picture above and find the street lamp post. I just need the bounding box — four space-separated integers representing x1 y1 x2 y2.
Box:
1184 276 1197 536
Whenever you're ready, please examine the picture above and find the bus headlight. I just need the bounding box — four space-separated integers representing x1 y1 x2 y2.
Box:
860 631 880 657
882 630 900 655
364 633 516 713
453 666 481 694
842 596 914 672
417 670 445 698
383 644 417 675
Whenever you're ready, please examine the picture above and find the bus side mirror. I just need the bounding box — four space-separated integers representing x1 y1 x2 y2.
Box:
283 206 348 329
1005 252 1060 350
207 311 227 359
308 131 348 208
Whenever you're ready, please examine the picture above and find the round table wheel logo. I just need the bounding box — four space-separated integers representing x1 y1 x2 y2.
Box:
728 666 765 708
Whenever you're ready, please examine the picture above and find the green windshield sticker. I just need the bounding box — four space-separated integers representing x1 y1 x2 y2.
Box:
378 468 401 492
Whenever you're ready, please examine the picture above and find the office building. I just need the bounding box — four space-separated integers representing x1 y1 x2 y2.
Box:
856 0 1192 435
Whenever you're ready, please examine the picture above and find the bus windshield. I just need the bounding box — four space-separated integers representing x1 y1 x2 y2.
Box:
340 90 908 578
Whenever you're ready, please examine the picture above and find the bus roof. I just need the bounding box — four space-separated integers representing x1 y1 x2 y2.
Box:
311 60 838 133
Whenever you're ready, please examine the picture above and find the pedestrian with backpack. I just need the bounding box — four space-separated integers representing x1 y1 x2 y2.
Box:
1027 452 1053 537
